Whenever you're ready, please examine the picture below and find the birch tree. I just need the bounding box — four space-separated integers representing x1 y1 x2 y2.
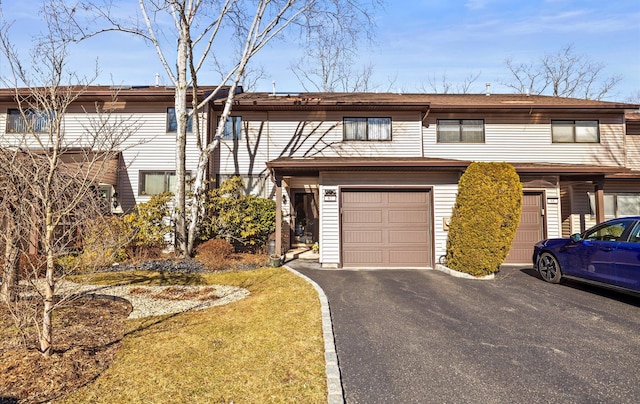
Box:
63 0 380 257
0 5 138 356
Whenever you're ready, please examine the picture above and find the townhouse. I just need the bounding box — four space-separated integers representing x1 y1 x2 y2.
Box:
210 92 640 268
1 86 638 268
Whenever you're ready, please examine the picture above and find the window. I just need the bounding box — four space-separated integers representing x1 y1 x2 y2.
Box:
552 120 599 143
6 108 52 133
222 116 242 140
583 220 633 242
139 171 191 195
589 193 640 219
343 117 391 141
216 174 268 198
167 107 193 133
437 119 484 143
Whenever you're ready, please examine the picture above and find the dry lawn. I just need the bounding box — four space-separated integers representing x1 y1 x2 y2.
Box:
1 267 326 404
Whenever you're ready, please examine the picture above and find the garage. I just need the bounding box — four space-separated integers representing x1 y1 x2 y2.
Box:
341 189 433 268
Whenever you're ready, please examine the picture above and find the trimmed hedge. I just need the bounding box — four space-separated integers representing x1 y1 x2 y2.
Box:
445 162 523 276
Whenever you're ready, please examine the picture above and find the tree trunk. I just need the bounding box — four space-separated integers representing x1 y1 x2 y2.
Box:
174 33 189 257
1 212 20 303
40 214 55 357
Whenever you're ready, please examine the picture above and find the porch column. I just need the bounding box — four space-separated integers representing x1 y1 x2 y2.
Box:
595 179 605 224
275 178 282 256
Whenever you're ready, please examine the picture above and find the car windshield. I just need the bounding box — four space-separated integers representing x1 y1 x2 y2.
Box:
583 220 634 242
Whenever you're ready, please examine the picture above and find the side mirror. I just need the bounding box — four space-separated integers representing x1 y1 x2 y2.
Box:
570 233 582 243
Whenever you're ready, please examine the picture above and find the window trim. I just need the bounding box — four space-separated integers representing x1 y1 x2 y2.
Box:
436 119 485 143
343 117 392 141
139 170 191 196
166 107 193 133
551 120 599 143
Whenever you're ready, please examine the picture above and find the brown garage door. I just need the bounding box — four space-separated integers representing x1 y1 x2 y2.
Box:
505 192 545 264
341 189 432 268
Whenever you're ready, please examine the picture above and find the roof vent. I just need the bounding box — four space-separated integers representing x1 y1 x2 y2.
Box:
525 88 530 97
485 82 491 96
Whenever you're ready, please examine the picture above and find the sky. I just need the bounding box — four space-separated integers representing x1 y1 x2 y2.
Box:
0 0 638 101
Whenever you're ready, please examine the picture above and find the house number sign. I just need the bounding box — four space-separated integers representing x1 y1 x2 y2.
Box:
324 189 337 202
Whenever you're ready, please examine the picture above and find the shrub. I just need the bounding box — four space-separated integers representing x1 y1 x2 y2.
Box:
79 217 131 268
200 177 276 250
121 193 173 261
195 238 234 271
445 162 522 276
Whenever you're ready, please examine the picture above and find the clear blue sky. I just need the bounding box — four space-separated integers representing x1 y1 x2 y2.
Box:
1 0 638 101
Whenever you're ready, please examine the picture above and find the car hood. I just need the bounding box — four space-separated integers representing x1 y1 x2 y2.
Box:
535 238 573 250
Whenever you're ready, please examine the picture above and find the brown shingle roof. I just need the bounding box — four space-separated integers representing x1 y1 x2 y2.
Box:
220 92 638 111
266 156 629 177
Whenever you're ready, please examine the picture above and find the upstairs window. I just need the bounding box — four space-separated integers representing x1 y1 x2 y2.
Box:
6 108 53 133
552 120 599 143
222 116 242 140
343 117 391 141
167 107 193 133
139 170 191 195
437 119 484 143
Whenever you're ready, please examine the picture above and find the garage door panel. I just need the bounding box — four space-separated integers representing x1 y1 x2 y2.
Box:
343 192 383 204
342 189 432 268
389 230 429 243
505 192 544 264
343 210 382 223
343 230 383 243
389 210 428 223
343 251 383 265
388 192 429 204
390 251 430 263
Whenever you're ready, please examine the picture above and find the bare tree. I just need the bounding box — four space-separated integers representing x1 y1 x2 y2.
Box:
422 72 481 94
0 4 138 356
289 8 380 92
63 0 380 257
503 44 622 100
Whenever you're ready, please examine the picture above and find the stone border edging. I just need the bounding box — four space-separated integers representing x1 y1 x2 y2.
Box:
284 265 344 404
434 264 495 280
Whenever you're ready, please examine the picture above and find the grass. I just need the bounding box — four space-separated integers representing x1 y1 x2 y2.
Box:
60 267 326 403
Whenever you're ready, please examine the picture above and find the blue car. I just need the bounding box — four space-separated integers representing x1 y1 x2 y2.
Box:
533 216 640 294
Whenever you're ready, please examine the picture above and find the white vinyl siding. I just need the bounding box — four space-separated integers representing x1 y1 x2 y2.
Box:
215 111 422 176
422 120 625 167
50 105 207 209
319 185 340 266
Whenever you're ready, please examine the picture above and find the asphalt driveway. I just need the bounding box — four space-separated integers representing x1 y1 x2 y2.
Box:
290 261 640 403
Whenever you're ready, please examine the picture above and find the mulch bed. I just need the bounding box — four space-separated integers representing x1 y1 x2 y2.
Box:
0 297 132 404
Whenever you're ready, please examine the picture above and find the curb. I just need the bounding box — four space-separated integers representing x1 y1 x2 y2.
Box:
284 265 344 404
434 264 495 280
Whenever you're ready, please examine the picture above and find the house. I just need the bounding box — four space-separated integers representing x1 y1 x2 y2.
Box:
209 92 640 268
1 86 638 268
0 85 226 214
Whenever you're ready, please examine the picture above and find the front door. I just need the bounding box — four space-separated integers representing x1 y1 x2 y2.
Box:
292 190 318 245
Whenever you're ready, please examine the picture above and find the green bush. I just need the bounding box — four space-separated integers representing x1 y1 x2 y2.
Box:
445 162 522 276
200 177 276 250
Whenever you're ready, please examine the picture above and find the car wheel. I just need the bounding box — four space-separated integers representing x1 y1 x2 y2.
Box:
537 252 562 284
